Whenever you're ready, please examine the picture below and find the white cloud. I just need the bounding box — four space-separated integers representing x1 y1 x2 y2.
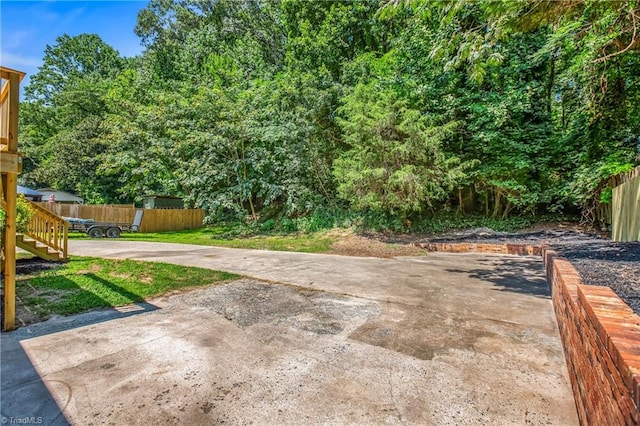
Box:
68 6 86 20
0 51 42 68
3 30 31 50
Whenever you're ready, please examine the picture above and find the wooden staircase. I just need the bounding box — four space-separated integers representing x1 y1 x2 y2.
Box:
16 233 66 261
21 200 68 261
2 198 68 261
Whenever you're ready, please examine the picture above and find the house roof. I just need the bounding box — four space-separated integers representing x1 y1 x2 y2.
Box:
17 185 42 196
36 188 84 202
0 67 26 81
143 195 183 199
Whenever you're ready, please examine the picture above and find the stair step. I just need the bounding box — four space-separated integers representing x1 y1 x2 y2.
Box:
13 201 68 262
16 236 64 262
18 235 54 249
21 239 37 248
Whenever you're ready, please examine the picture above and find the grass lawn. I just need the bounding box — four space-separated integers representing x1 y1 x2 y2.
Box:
16 256 239 323
69 227 334 253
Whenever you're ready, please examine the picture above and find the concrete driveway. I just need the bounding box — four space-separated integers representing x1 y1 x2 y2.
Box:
1 241 577 425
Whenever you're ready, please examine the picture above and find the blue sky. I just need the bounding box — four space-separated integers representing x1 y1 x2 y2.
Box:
1 0 149 88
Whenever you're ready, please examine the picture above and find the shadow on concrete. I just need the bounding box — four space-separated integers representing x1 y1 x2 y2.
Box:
2 270 159 426
1 337 70 425
446 258 550 298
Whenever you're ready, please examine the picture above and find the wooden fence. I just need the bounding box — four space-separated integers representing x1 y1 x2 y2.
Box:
611 169 640 242
39 204 135 223
36 203 205 233
137 208 205 233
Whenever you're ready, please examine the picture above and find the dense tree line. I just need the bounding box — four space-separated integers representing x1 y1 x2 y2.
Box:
18 0 640 228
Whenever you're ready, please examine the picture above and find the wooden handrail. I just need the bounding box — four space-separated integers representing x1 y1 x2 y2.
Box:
24 201 68 260
1 199 69 260
27 201 65 221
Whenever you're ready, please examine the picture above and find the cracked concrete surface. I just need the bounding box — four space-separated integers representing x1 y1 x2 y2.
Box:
1 241 578 425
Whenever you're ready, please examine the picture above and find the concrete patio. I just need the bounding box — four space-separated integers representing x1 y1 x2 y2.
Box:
1 242 578 425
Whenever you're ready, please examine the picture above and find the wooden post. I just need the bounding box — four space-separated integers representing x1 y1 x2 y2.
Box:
3 173 17 331
63 222 68 260
2 69 23 331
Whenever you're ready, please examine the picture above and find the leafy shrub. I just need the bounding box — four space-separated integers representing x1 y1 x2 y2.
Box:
0 195 34 235
1 195 34 265
280 218 298 233
260 219 276 232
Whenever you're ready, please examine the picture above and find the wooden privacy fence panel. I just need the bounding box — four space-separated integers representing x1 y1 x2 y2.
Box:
36 203 205 233
138 209 205 233
612 174 640 242
38 203 135 224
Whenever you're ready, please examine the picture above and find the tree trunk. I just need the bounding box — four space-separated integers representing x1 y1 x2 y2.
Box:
547 55 555 116
241 138 257 221
484 191 489 216
502 201 513 219
492 189 502 218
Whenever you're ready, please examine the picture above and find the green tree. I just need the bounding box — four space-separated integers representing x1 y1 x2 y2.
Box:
16 0 640 227
334 73 473 220
20 34 127 203
25 33 124 104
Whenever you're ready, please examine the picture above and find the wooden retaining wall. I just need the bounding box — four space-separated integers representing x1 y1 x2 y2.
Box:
36 203 205 233
417 242 541 256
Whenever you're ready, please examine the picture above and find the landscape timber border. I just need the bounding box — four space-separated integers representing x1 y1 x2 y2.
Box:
415 241 640 425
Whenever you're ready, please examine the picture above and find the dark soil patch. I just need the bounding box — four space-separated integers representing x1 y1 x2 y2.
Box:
378 226 639 316
15 257 63 276
327 229 428 258
0 258 62 283
0 258 65 326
